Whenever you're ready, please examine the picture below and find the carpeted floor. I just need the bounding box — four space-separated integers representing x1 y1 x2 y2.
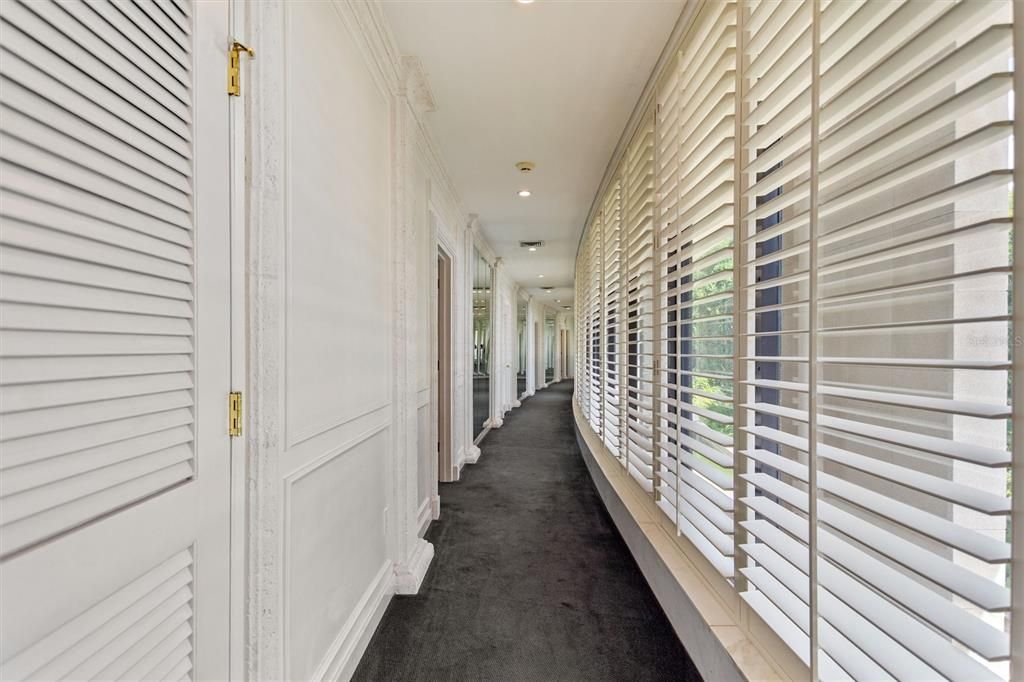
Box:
352 380 702 682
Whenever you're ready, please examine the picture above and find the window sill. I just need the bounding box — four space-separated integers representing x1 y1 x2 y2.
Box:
573 401 806 682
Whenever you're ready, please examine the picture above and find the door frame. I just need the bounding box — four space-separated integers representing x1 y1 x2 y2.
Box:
227 0 249 676
435 240 455 484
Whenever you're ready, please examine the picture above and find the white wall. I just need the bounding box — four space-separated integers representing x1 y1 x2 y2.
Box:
244 2 486 678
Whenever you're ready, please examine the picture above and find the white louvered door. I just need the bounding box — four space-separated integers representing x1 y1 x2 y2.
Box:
0 1 233 679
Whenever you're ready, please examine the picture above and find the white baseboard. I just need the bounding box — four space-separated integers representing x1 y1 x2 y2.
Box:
512 400 522 408
430 494 441 520
394 537 434 595
490 417 504 429
464 444 481 464
315 560 394 682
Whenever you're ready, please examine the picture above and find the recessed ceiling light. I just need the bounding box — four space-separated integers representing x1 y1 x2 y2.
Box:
518 189 531 197
528 246 537 252
516 0 535 5
555 299 561 302
537 274 544 278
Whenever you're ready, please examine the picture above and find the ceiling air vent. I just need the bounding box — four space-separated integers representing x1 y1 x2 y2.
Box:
541 286 554 291
520 240 544 249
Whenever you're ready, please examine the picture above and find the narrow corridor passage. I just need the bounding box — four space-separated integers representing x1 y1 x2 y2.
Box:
353 381 700 681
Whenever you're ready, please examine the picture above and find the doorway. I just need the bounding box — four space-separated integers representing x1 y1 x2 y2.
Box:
436 248 454 482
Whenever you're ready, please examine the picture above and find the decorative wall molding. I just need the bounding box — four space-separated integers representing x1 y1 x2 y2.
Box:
281 424 392 678
402 56 437 114
417 497 433 537
395 537 434 595
244 2 516 678
312 560 395 682
245 1 287 678
329 0 401 97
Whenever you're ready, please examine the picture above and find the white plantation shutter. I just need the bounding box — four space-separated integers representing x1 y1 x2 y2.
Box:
806 0 1013 678
0 0 196 555
575 0 1019 678
654 0 738 579
623 116 656 486
586 221 603 434
652 43 681 504
576 250 587 410
735 0 823 670
602 182 623 456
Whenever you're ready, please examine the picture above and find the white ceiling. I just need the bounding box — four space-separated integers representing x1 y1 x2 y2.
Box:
383 0 685 308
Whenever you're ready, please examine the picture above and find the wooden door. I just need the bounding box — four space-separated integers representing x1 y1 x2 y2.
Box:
0 1 233 678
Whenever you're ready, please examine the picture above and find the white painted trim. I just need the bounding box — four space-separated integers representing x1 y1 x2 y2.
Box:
313 560 395 682
282 424 393 677
465 443 482 464
1011 5 1024 678
242 2 503 678
244 2 288 677
417 497 432 538
430 494 441 521
228 2 250 678
394 538 434 595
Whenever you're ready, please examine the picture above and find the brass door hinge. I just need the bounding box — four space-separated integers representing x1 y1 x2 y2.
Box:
228 40 255 97
228 392 242 437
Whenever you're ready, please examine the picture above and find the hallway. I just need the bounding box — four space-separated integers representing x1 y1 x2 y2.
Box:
353 382 700 681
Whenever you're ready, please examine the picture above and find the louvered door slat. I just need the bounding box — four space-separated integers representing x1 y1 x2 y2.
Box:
0 54 190 175
107 0 191 69
0 192 193 260
1 2 230 678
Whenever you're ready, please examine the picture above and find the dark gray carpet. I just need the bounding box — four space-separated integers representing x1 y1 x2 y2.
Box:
352 381 702 682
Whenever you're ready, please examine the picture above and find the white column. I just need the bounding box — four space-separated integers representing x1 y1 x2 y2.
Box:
391 66 434 595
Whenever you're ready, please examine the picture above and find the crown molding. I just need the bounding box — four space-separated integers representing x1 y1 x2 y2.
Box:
330 0 401 97
332 0 511 272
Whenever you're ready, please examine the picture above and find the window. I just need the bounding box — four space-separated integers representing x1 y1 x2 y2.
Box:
574 1 1017 678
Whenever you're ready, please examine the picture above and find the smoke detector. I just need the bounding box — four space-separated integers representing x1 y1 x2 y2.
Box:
515 161 535 173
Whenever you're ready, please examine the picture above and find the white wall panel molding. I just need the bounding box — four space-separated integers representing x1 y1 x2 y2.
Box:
243 0 478 677
310 561 395 682
282 426 395 678
279 406 392 482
